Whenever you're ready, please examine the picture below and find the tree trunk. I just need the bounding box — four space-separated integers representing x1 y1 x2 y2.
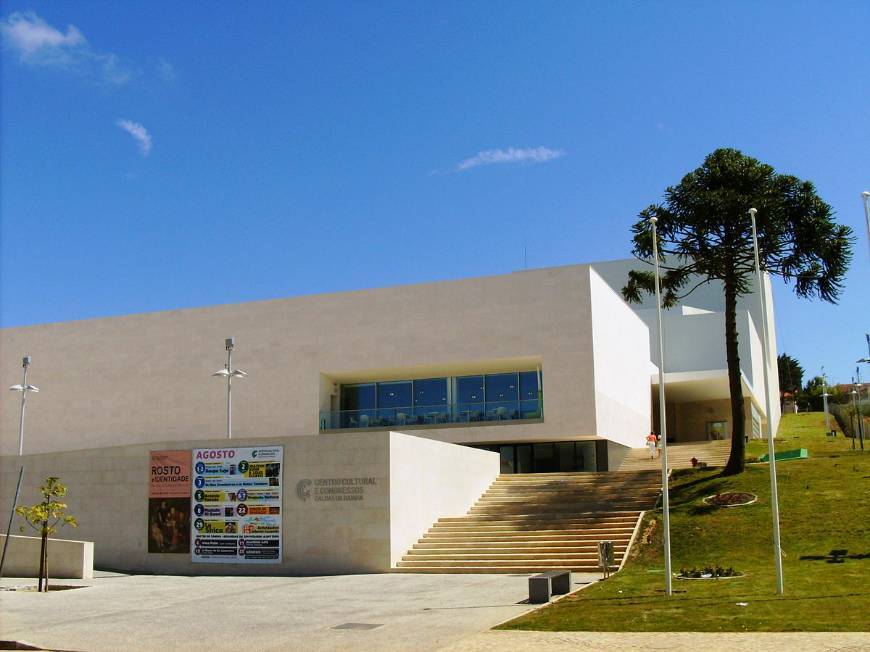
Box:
37 524 47 592
43 538 49 592
722 279 746 475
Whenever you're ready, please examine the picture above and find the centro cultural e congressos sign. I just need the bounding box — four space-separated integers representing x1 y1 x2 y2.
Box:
191 446 283 564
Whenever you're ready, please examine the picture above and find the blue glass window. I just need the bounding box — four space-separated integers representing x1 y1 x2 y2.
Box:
341 384 375 411
519 371 539 400
413 378 447 406
377 381 411 408
457 376 484 403
485 373 518 402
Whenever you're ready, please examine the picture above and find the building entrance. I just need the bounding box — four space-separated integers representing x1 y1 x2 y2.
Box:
469 441 608 473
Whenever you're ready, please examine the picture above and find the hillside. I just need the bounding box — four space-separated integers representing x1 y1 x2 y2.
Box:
500 412 870 632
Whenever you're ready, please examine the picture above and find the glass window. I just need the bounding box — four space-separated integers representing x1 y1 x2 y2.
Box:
413 378 447 407
516 445 533 473
377 381 411 408
499 447 515 474
556 442 575 472
485 373 518 403
576 442 597 472
341 384 375 411
456 375 484 404
533 443 556 473
519 371 539 400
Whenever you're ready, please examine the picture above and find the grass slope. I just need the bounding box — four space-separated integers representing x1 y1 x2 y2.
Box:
500 412 870 632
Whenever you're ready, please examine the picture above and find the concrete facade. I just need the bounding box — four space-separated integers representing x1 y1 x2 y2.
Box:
0 431 498 575
0 258 779 456
0 264 653 458
0 534 94 579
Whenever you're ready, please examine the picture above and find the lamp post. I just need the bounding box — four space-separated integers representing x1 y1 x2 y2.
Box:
1 355 40 579
861 191 869 258
749 207 785 595
851 380 858 450
855 365 865 451
212 337 247 439
822 368 830 436
649 215 673 597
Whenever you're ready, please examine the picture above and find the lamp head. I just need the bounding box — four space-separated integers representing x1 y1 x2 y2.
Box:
649 216 658 225
22 355 31 368
225 337 235 351
862 191 870 198
748 207 757 216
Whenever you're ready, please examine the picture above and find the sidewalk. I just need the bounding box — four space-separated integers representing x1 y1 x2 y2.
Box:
440 630 870 651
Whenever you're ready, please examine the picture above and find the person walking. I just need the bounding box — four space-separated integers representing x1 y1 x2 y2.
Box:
646 431 658 459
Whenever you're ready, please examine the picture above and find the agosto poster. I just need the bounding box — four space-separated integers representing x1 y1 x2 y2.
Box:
190 445 283 564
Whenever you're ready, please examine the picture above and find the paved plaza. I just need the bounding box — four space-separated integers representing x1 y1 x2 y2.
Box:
0 571 592 651
2 572 868 652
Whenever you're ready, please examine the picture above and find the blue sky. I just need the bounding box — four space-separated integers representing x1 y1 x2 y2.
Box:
1 2 868 385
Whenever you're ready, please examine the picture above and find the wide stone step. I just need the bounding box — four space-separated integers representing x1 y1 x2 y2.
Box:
411 543 628 553
432 518 638 527
403 552 617 561
421 533 633 544
469 504 653 514
396 559 613 568
394 565 603 573
437 514 639 524
425 528 635 537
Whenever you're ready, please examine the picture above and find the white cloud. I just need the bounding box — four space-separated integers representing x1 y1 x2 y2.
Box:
117 119 152 156
156 57 175 81
0 11 131 84
456 146 565 171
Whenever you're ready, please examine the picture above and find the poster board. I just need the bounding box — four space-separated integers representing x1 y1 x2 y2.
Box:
148 450 192 553
191 445 283 563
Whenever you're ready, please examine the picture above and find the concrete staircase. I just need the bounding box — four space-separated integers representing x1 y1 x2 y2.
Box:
617 440 732 472
395 470 661 573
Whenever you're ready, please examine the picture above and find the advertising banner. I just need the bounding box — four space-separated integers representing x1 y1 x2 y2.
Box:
191 446 283 564
148 450 192 554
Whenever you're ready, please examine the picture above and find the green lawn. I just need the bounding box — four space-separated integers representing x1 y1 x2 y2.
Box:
499 412 870 632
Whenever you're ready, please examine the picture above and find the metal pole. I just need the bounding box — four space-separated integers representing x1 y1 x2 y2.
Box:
0 467 24 579
749 207 784 595
2 356 33 579
650 216 673 597
856 367 865 451
18 364 29 457
852 381 858 449
861 192 870 259
822 369 830 435
226 346 232 439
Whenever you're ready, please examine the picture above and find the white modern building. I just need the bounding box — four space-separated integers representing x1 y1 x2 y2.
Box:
0 258 780 576
0 259 779 469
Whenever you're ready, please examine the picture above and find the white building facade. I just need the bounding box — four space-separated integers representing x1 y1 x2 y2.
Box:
0 259 780 472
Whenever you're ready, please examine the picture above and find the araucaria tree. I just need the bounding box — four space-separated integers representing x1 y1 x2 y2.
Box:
16 476 78 592
622 148 852 475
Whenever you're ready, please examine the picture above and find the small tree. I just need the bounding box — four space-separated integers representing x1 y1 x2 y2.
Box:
16 476 77 592
622 148 853 475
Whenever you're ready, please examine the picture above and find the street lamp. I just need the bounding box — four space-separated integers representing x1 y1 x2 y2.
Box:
749 207 785 595
212 337 247 439
854 365 865 451
649 215 673 597
821 368 830 436
1 355 39 579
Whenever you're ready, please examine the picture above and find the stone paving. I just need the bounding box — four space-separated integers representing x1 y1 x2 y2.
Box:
2 572 867 651
0 572 597 652
441 630 870 651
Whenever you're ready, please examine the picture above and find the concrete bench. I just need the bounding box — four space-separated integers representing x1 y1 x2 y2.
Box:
528 570 571 603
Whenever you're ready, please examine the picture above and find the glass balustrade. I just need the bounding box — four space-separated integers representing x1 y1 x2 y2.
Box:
319 398 542 430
